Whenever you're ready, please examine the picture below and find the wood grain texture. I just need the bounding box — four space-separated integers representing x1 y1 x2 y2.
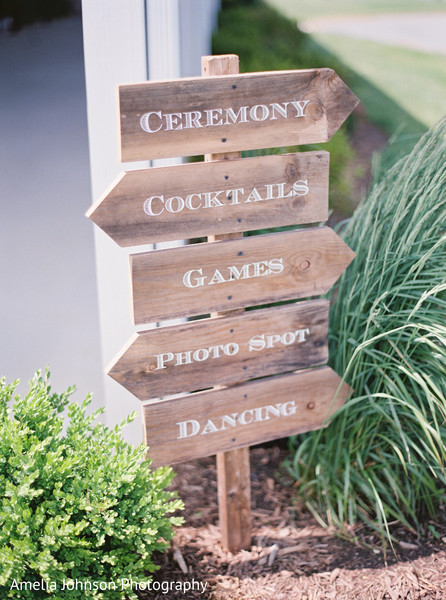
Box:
217 448 251 553
130 226 355 325
86 151 329 246
143 366 351 467
119 68 359 161
108 299 329 400
202 54 251 554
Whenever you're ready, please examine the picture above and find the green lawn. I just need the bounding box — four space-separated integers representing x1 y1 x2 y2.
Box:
267 0 446 135
312 35 446 131
268 0 446 20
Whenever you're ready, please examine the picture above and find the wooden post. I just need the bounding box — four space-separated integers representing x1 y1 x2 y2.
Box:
201 54 251 553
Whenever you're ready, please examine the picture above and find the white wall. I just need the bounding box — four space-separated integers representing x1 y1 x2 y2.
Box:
82 0 219 443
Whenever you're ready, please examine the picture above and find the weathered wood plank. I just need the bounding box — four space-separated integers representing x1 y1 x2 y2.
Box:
86 151 329 246
143 366 351 467
130 226 355 324
217 448 251 553
203 54 252 555
108 299 328 400
119 68 359 161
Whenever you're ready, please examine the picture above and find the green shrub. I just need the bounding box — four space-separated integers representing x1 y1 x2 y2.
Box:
0 371 183 599
286 119 446 549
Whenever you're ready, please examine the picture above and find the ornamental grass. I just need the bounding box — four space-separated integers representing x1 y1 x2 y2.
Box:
287 119 446 548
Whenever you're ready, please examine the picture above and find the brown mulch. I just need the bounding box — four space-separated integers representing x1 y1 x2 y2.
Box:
140 444 446 600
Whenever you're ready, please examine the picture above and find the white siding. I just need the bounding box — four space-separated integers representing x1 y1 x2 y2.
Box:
82 0 219 443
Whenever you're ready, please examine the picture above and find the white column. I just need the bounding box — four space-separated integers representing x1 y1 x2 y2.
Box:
82 0 150 443
82 0 219 444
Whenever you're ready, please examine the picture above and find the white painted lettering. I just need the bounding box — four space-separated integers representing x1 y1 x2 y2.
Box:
276 182 293 199
248 334 265 352
183 111 203 129
176 399 298 439
228 264 251 281
290 100 310 117
227 188 244 205
239 409 254 425
264 184 276 200
201 419 219 435
297 328 310 342
185 193 202 210
205 108 223 127
250 104 269 121
193 348 209 362
164 112 183 131
254 406 268 422
265 404 281 419
252 261 268 277
208 269 226 285
248 327 311 352
292 179 309 196
140 100 310 134
281 331 295 345
174 350 193 365
266 334 281 349
155 352 174 369
204 190 225 208
225 342 239 356
224 106 249 125
177 420 200 439
165 196 184 214
183 258 284 289
142 181 311 217
220 413 239 429
270 102 289 119
140 111 162 133
245 187 264 203
183 268 206 288
282 400 297 416
268 257 284 274
144 195 164 216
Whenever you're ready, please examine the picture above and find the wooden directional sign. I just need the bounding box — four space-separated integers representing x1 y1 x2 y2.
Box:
108 299 328 400
131 226 355 325
144 366 351 467
87 151 329 246
119 68 359 161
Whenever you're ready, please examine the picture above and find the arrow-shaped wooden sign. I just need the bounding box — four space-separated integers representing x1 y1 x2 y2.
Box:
119 68 359 161
108 299 328 400
144 365 350 467
86 151 329 246
131 226 355 325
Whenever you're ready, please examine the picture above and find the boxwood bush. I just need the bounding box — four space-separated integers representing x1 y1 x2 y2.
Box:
0 370 183 599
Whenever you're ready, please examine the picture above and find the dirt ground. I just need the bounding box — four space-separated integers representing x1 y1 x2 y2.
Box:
142 444 446 600
138 119 446 600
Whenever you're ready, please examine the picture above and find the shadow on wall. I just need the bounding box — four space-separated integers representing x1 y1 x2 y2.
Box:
0 0 80 32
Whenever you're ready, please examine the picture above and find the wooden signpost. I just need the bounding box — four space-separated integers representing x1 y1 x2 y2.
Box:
108 299 329 400
119 68 359 161
143 366 350 467
130 227 355 324
88 53 358 553
87 151 329 245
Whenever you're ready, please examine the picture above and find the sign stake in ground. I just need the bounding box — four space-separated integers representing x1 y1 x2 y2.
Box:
88 53 357 556
202 54 252 554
